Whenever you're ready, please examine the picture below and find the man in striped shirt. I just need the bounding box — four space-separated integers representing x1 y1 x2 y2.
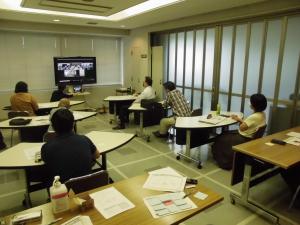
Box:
153 81 191 138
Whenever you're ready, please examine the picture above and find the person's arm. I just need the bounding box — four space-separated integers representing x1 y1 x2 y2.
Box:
231 115 248 131
31 95 39 111
84 136 100 159
134 89 147 103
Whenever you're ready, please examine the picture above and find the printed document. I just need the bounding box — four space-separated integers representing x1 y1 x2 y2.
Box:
199 116 226 125
89 187 135 219
23 146 41 161
144 167 186 192
61 216 93 225
286 132 300 139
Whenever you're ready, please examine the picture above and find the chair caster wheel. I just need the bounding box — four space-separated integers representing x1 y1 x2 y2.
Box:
197 164 202 169
146 137 150 142
109 120 113 124
176 155 180 160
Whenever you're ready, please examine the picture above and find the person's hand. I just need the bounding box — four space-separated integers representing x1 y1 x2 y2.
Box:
231 114 239 121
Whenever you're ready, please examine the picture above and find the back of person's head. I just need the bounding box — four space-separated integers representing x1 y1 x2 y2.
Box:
15 81 28 93
250 93 267 112
58 98 70 109
163 81 176 92
58 84 66 92
51 108 74 135
144 76 153 86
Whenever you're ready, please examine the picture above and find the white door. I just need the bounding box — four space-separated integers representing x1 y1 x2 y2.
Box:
151 46 163 100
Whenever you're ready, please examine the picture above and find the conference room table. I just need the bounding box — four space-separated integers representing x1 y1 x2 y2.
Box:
104 95 137 124
2 100 84 111
0 131 135 207
230 126 300 225
4 174 223 225
38 100 85 110
0 111 96 129
175 111 243 168
128 103 150 142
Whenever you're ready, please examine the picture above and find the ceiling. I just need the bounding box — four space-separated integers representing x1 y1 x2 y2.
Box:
0 0 270 29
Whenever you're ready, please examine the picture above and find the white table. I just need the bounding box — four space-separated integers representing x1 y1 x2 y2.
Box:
38 100 84 110
128 103 150 142
175 111 243 168
0 111 97 129
104 95 137 124
0 131 135 207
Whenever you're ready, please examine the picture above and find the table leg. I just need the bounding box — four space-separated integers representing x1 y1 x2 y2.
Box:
177 129 202 168
24 169 32 208
101 154 107 170
230 164 279 224
136 111 150 142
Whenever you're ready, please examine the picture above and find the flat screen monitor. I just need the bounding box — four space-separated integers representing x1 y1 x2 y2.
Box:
54 57 97 85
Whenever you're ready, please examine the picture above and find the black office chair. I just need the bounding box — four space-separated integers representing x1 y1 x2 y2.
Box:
252 124 267 139
65 170 110 194
7 111 30 146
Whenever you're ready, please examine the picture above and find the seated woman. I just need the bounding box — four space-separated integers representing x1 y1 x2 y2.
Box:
212 93 267 170
10 81 39 116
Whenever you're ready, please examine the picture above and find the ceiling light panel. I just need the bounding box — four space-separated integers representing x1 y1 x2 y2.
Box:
0 0 184 21
21 0 146 16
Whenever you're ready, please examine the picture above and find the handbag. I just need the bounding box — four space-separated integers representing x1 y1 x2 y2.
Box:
9 118 32 126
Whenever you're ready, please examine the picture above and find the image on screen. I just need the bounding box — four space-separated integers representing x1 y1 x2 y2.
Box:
54 57 97 85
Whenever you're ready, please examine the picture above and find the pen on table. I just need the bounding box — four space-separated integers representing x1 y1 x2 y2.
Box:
46 217 63 225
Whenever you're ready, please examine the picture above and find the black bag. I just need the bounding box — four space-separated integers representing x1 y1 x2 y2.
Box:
9 118 32 126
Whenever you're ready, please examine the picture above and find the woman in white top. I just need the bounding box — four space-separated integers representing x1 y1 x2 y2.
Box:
212 93 267 170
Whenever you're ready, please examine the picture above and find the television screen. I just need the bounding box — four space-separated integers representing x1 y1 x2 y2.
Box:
54 57 97 85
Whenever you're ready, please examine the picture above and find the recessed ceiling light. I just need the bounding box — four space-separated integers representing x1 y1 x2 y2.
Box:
120 25 126 28
0 0 184 21
53 19 60 22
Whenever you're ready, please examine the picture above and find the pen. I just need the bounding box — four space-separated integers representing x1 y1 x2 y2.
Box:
46 217 63 225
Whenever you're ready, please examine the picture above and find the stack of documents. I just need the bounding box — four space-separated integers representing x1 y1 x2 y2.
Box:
144 192 197 218
143 167 187 192
89 187 135 219
199 115 226 125
285 132 300 146
61 216 93 225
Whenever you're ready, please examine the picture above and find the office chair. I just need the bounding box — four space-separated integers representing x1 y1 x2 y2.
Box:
65 170 110 194
7 111 29 146
252 124 267 139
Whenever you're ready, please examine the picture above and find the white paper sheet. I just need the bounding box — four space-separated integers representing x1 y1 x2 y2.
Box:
144 192 197 219
89 187 135 219
286 132 300 139
61 216 93 225
144 167 187 192
284 137 300 146
199 116 226 125
23 146 41 161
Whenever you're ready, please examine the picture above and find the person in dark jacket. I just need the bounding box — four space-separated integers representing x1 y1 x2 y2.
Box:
50 84 72 102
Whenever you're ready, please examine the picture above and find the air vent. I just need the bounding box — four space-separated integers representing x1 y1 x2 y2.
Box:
87 21 98 25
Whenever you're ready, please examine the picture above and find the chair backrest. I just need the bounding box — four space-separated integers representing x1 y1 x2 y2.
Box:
8 111 29 119
191 108 202 117
253 124 267 139
43 132 57 142
65 170 109 194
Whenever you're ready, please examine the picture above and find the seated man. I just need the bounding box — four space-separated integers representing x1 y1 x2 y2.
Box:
153 81 191 138
41 108 100 185
113 76 156 130
50 84 72 102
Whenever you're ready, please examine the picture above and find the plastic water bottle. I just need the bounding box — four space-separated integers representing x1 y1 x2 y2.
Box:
216 104 221 115
50 176 69 214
